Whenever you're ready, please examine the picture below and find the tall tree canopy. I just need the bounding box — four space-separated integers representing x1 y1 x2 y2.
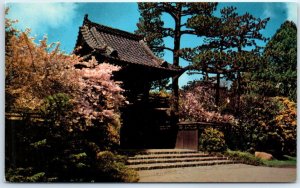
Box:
248 21 297 102
136 2 218 120
188 7 269 109
136 2 270 115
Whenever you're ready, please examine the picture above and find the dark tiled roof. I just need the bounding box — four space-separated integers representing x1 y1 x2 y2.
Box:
76 15 181 72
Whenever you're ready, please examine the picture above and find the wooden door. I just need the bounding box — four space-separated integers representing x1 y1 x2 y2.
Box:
175 129 198 150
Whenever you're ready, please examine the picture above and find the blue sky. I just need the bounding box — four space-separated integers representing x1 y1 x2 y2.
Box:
6 1 298 87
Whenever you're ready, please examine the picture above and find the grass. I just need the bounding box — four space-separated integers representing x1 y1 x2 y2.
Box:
262 155 297 168
224 150 296 168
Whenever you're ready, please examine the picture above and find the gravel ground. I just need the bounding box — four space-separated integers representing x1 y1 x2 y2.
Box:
138 164 296 182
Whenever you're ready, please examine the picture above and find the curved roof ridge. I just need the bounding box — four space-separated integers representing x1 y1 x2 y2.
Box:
83 14 143 41
75 14 182 73
80 25 100 49
90 27 107 49
139 40 163 66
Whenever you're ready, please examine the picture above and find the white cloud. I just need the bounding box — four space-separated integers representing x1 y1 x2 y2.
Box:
262 4 275 19
285 3 297 24
7 2 78 35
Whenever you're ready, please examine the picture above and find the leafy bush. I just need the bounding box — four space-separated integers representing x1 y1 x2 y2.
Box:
6 150 139 182
5 94 138 182
41 93 73 127
6 168 47 182
5 12 137 182
199 128 227 152
5 29 79 111
273 97 297 156
226 95 297 157
150 90 171 98
95 151 139 182
224 150 296 167
224 150 263 166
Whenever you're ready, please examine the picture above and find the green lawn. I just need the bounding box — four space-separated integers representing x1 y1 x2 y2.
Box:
224 150 296 168
262 155 297 168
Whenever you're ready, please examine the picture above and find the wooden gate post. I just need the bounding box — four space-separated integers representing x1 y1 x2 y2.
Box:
175 122 198 150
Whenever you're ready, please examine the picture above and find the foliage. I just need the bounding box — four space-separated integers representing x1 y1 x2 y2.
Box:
248 21 297 102
41 93 73 127
5 12 138 182
5 8 18 57
189 7 269 74
150 89 171 98
150 78 171 91
184 6 269 110
136 2 218 59
225 94 272 151
6 94 138 182
199 128 227 152
273 97 297 155
74 59 125 127
135 3 165 58
6 168 47 182
179 84 235 123
5 29 79 110
95 151 139 182
5 11 125 144
224 150 296 167
72 61 125 149
226 95 297 157
224 150 263 166
6 126 139 182
136 2 218 115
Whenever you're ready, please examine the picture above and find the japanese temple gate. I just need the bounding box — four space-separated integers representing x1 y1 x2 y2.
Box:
75 15 187 149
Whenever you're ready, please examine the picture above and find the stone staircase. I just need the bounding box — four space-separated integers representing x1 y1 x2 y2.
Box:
125 149 237 170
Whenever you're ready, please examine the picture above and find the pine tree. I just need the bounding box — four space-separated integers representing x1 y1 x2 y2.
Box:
136 2 218 121
186 6 239 106
258 21 297 101
188 7 269 112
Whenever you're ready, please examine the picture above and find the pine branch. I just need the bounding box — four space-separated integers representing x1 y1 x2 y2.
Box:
151 46 174 52
157 4 177 20
180 30 197 36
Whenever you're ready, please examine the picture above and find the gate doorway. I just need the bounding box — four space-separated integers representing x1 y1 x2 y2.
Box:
175 123 198 150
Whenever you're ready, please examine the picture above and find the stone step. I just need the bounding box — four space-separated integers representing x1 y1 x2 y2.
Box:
128 153 210 160
127 160 237 171
122 149 198 155
127 156 229 165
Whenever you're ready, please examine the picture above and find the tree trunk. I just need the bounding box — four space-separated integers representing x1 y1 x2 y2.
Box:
216 73 220 106
236 45 242 116
171 5 182 124
236 71 241 115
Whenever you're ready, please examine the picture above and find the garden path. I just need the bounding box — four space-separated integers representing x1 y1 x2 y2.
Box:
138 164 296 182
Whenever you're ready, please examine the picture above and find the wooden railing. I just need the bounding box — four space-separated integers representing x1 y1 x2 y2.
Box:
5 109 42 121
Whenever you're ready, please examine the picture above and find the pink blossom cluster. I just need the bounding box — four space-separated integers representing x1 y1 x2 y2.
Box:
73 58 125 125
179 85 235 123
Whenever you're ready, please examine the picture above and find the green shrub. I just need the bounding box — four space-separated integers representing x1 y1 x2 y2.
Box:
224 150 296 167
95 151 139 182
199 128 227 152
224 150 263 166
6 168 48 182
40 93 73 128
6 93 139 182
227 95 297 157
